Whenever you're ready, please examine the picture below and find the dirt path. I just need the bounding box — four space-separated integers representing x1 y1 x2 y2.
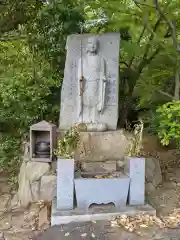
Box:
0 175 48 240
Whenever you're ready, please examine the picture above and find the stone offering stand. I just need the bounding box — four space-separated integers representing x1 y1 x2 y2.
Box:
50 129 154 226
51 153 155 226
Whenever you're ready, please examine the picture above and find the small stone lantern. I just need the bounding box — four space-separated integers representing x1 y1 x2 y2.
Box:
30 121 57 162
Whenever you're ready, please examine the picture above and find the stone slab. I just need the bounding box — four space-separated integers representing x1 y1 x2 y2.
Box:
75 177 130 210
51 199 156 226
56 159 74 210
59 33 120 130
124 157 145 205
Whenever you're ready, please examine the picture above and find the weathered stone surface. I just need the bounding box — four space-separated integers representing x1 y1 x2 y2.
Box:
31 181 40 201
145 182 156 194
146 158 162 188
124 157 145 206
74 130 131 162
57 159 74 210
117 160 124 169
59 33 120 131
75 177 130 210
18 160 52 207
26 162 50 182
18 161 32 207
40 175 56 201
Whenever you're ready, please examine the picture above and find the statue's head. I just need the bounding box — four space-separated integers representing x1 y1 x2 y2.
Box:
86 37 99 54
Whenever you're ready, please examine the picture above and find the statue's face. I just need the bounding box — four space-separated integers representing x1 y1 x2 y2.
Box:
87 38 98 53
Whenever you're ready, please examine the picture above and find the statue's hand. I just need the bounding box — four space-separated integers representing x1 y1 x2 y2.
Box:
97 102 103 112
102 76 106 82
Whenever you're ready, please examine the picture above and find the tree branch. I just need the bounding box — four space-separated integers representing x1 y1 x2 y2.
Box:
146 46 161 64
137 46 161 73
154 0 180 53
120 61 129 67
132 0 155 9
128 26 146 67
158 90 175 100
142 17 161 60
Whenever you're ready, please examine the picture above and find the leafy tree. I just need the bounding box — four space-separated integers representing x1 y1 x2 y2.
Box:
0 0 43 36
0 39 57 133
28 0 84 81
84 0 180 126
0 0 84 172
0 38 58 170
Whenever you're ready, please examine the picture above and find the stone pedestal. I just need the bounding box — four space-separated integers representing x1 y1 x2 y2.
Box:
58 130 132 164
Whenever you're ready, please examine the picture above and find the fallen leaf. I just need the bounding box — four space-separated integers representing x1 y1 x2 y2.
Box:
95 176 103 179
64 232 70 236
111 220 118 226
81 233 87 237
140 224 148 228
128 227 134 232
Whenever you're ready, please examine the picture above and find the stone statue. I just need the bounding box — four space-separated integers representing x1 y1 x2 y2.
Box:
77 37 107 131
59 33 120 131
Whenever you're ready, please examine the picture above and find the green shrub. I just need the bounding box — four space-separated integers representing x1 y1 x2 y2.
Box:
0 39 59 171
0 134 21 172
28 0 84 81
0 0 84 172
154 101 180 150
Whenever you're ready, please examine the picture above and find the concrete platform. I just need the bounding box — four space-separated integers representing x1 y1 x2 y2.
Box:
51 199 156 226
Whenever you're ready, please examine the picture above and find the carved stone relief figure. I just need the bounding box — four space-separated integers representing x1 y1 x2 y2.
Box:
77 37 107 131
59 33 120 131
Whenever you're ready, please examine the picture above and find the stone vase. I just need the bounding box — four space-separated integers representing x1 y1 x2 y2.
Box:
74 176 130 210
124 156 145 206
56 158 74 210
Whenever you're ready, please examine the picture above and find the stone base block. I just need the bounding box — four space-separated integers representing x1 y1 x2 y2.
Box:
51 199 156 226
58 130 132 162
74 176 130 210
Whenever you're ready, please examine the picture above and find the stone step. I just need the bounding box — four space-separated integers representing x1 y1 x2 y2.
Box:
51 199 156 226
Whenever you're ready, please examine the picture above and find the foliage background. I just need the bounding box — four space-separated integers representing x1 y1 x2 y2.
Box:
0 0 84 172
